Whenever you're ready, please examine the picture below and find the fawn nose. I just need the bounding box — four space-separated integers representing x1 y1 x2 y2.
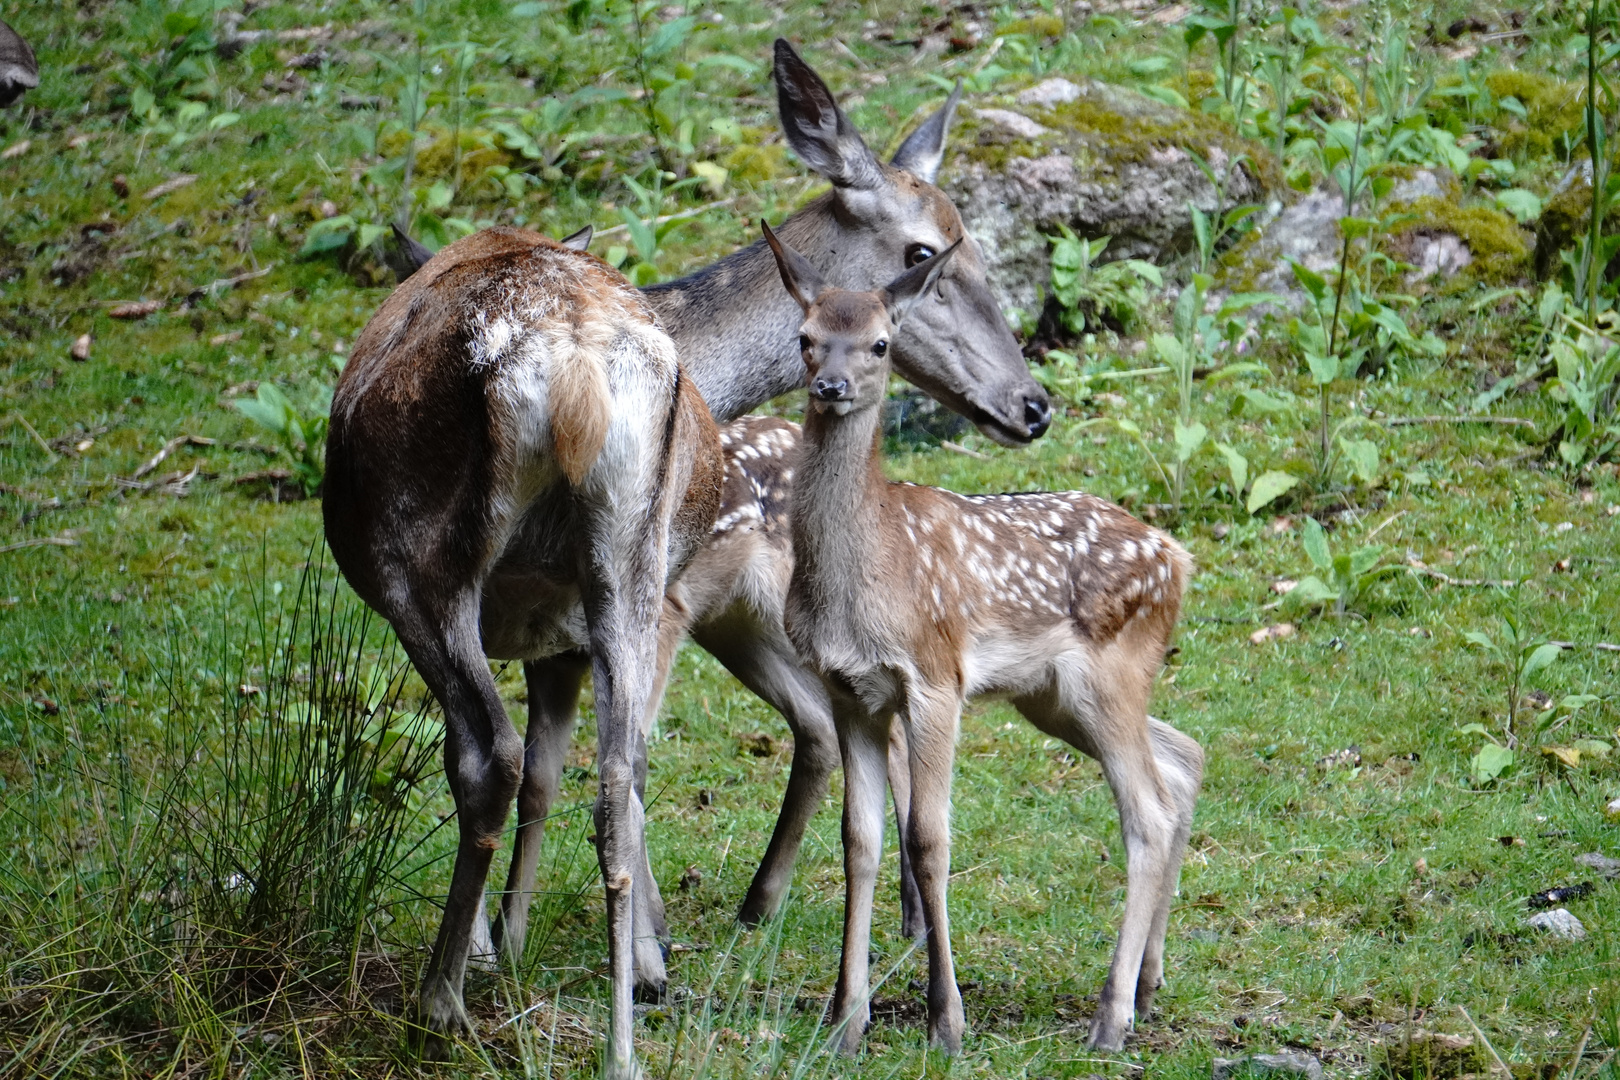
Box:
1023 395 1052 438
813 378 850 402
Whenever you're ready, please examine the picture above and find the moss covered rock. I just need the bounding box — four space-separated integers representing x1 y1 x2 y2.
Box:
942 77 1278 314
1389 196 1532 285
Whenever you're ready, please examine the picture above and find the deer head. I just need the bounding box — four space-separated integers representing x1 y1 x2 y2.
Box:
770 39 1049 443
763 219 959 418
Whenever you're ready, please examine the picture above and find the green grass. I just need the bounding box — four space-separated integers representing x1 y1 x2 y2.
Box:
3 0 1619 1077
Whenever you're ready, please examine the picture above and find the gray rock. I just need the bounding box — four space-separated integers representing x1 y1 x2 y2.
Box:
1016 77 1084 107
1227 191 1343 309
943 79 1275 314
1575 852 1620 879
1212 1051 1325 1080
1525 907 1587 940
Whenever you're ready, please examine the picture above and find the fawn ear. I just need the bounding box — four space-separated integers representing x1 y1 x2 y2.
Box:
387 224 436 282
773 38 884 191
761 219 826 313
558 224 593 252
882 239 961 326
890 81 962 184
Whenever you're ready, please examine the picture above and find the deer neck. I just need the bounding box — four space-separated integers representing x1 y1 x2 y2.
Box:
643 196 842 422
791 399 889 617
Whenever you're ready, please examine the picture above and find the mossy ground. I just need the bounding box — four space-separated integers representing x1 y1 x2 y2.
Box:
2 2 1619 1079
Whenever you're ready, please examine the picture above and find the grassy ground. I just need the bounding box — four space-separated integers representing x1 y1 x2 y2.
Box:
2 1 1619 1077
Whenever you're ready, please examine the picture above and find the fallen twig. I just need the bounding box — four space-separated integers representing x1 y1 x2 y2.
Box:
132 435 215 480
5 412 58 461
0 535 79 554
940 439 989 460
591 198 736 240
1407 564 1521 588
1564 1025 1592 1080
201 263 276 298
1384 415 1536 429
1459 1005 1512 1079
1549 640 1620 654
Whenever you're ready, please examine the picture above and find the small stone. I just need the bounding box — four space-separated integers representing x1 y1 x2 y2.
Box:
1 138 30 159
1250 623 1296 645
1605 797 1620 821
1212 1051 1324 1080
69 333 91 361
109 300 164 320
1210 522 1230 540
1525 907 1587 940
1575 852 1620 878
1015 77 1083 106
319 199 339 219
143 173 198 200
972 107 1049 140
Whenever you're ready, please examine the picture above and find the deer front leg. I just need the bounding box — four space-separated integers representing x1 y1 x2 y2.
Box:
831 702 891 1057
902 694 964 1054
1133 718 1204 1015
400 601 525 1058
492 652 591 965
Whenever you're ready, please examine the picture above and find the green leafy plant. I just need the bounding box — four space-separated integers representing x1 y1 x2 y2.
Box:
1458 723 1515 784
234 382 332 497
1464 615 1562 743
1046 227 1161 336
1288 515 1401 616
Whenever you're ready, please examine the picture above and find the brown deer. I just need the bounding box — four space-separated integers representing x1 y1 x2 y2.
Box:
762 220 1204 1054
325 226 724 1075
324 38 1050 1072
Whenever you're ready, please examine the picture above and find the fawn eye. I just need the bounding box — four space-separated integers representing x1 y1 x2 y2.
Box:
873 339 888 357
798 334 812 353
904 244 935 268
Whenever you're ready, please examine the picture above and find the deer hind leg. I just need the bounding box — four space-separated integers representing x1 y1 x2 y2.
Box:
829 694 892 1057
1134 716 1203 1015
1016 649 1180 1054
901 691 965 1054
394 597 524 1057
886 721 926 940
491 652 591 966
694 618 840 927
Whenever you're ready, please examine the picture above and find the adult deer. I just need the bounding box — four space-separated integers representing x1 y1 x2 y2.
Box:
762 221 1203 1054
326 37 1049 1073
0 18 39 108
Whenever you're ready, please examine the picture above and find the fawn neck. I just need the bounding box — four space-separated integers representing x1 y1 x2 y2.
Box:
791 396 891 611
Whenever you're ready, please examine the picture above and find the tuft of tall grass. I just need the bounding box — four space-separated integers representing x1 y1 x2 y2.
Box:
0 555 445 1076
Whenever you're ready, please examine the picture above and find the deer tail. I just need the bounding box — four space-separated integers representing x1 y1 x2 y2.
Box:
548 322 614 485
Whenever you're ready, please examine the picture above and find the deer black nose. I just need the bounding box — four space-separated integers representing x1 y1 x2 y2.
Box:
1023 395 1052 438
813 378 849 402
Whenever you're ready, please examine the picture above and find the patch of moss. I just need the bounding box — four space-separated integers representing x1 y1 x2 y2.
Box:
1535 179 1620 281
1000 14 1065 38
413 126 515 185
1431 70 1583 160
1391 196 1531 284
721 137 789 184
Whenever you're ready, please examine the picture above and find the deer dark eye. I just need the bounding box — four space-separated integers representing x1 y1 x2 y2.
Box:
904 244 935 268
873 339 888 357
799 334 812 353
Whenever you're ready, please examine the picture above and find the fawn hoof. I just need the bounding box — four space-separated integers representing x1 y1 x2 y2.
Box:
735 894 776 928
1085 1014 1129 1053
601 1049 648 1080
900 910 928 940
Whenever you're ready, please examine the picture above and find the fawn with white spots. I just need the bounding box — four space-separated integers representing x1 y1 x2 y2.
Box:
761 220 1204 1055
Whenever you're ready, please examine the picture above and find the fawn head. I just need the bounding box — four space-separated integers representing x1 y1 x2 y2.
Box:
763 219 960 417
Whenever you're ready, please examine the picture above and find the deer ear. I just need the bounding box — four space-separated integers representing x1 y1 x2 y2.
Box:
558 224 593 252
387 224 436 282
881 239 961 325
890 81 962 184
761 219 825 313
773 38 883 191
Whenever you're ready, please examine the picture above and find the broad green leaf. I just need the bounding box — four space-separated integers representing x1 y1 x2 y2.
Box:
1557 694 1600 713
604 244 628 268
510 1 546 14
1247 470 1299 514
356 222 388 251
1113 417 1144 437
1494 188 1543 224
1288 259 1329 304
299 215 355 256
1173 419 1207 463
1573 739 1612 760
1302 516 1332 570
1348 544 1385 579
1287 575 1340 606
1136 84 1189 108
644 15 696 58
1305 350 1338 385
1519 642 1562 683
1215 442 1248 495
1229 389 1293 417
1537 282 1565 329
1204 361 1268 383
1152 332 1186 368
208 111 241 130
1173 283 1200 342
1470 743 1514 783
1339 436 1379 485
1457 722 1492 737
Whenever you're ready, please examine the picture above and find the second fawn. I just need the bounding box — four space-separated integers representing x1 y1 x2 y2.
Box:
761 220 1204 1054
